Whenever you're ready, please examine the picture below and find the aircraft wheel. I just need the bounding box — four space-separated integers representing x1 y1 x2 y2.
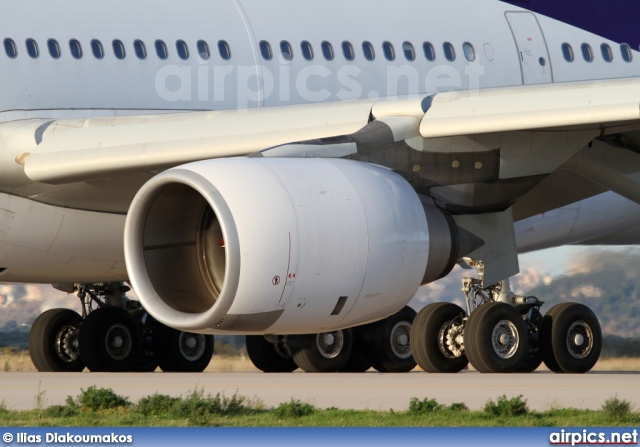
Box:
464 302 528 373
79 307 142 372
410 302 468 373
289 329 353 372
540 303 569 372
246 335 297 373
339 328 372 372
542 303 601 373
362 306 417 373
152 322 213 372
29 309 84 372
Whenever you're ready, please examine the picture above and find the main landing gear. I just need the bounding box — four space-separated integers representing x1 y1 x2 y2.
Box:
28 283 214 373
410 261 602 373
246 306 418 373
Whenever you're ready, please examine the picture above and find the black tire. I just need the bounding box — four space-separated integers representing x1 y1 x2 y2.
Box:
152 321 213 372
540 303 571 373
362 306 417 373
410 303 468 373
246 335 297 373
545 303 601 374
464 302 528 373
340 327 372 372
79 307 142 372
289 329 353 372
29 309 84 372
135 315 159 372
135 357 159 372
517 354 543 373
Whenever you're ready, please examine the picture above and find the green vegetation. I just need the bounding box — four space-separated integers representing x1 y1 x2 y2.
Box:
0 387 638 427
602 396 634 422
484 395 528 417
408 397 469 414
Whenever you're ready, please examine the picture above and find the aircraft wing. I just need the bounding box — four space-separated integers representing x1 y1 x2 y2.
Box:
23 101 373 184
23 77 640 185
418 76 640 138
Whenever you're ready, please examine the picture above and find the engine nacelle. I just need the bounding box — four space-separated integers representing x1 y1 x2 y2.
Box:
124 157 457 334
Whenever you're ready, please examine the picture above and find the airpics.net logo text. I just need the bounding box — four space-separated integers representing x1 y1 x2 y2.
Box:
549 429 638 446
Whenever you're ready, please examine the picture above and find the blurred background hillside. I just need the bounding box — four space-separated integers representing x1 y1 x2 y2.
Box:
1 246 640 357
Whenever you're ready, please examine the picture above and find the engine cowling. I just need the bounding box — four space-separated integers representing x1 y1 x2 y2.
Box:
124 157 457 334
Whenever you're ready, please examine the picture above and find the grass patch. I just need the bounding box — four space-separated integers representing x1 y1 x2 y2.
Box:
273 399 316 418
602 396 633 422
484 395 529 417
0 390 639 427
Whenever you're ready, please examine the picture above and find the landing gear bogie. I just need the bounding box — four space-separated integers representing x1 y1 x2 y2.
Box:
29 283 216 373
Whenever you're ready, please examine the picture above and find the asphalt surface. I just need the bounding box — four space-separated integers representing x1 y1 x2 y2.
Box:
1 371 637 412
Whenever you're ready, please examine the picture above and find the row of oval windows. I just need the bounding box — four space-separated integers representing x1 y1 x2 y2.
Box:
2 36 479 64
3 37 232 61
8 37 631 66
259 40 478 63
561 42 633 63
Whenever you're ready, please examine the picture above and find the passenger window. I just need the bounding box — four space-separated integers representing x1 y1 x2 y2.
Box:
197 40 210 60
280 40 293 61
362 41 375 61
134 40 147 60
581 43 593 62
423 42 436 61
91 40 104 59
4 38 17 58
301 41 314 61
443 42 456 61
463 42 475 62
112 39 126 60
342 41 355 61
218 40 231 60
561 43 574 62
601 43 613 62
69 39 83 59
26 39 39 59
155 40 168 60
403 42 415 61
383 41 395 61
621 43 633 62
259 41 272 60
176 40 189 60
48 39 61 59
321 41 334 61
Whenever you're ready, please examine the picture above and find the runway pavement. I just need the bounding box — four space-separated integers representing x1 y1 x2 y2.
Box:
1 371 638 412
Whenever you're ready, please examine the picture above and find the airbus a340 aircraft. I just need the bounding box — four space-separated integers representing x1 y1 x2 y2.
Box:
3 0 640 374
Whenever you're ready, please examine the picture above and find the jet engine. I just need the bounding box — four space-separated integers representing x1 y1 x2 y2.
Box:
124 157 460 334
